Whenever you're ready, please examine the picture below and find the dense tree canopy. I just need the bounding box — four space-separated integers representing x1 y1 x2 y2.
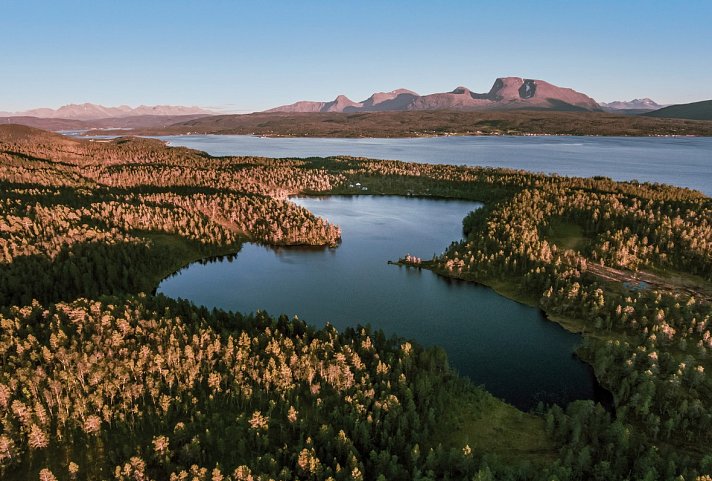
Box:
0 125 710 480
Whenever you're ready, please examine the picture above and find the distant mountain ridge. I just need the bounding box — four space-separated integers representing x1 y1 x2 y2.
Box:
266 77 602 113
267 89 420 113
0 103 213 120
599 98 667 115
600 98 665 111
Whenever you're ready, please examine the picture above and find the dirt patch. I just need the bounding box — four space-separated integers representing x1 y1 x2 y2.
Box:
587 262 712 302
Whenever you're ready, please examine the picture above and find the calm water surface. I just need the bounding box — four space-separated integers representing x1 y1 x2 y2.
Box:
158 196 607 409
160 135 712 195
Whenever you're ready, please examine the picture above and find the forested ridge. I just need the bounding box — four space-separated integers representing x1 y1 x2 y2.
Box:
0 124 711 480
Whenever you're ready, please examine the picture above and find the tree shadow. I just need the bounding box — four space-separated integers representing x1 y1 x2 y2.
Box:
0 239 197 306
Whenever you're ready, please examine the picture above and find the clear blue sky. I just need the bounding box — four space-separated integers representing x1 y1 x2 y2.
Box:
2 0 711 112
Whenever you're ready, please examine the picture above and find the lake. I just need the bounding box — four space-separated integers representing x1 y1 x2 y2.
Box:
158 195 609 410
159 134 712 195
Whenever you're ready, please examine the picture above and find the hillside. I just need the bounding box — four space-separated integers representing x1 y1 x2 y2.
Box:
0 116 87 131
126 110 712 138
643 99 712 120
0 123 78 143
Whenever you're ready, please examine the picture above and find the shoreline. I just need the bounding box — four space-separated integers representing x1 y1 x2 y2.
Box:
388 257 616 407
153 194 613 414
77 130 708 139
389 259 589 335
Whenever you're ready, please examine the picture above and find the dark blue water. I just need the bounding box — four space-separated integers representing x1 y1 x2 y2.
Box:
159 134 712 196
158 196 606 409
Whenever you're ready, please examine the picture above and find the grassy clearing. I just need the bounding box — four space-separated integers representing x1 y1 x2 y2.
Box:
432 384 557 465
543 219 588 252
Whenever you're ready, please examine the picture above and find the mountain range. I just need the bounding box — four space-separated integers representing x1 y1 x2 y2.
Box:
600 98 665 111
267 77 602 113
1 79 708 136
598 98 667 115
0 103 212 121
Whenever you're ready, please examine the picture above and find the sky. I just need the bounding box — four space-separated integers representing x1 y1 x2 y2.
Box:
1 0 711 112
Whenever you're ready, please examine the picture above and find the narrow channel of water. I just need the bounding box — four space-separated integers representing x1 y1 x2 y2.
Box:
158 195 608 409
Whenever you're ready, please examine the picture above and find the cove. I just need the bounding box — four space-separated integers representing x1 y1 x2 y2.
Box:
158 195 608 410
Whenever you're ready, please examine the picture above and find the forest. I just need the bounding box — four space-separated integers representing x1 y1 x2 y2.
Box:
0 124 711 480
